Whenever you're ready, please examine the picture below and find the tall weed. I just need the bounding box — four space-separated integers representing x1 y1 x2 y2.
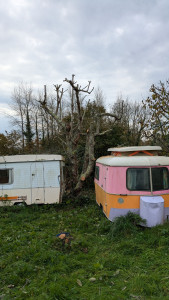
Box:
109 212 146 239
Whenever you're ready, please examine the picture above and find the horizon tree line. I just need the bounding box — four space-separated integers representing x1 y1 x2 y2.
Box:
1 75 168 193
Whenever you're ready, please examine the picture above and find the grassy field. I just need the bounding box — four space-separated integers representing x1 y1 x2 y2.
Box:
0 192 169 300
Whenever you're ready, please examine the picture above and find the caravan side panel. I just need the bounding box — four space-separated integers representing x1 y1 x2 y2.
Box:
0 160 62 205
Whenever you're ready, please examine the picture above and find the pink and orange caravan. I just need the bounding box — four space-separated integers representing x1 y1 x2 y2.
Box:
95 146 169 227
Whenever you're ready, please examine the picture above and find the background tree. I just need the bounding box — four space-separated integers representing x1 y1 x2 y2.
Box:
112 97 148 146
0 131 21 155
143 80 169 152
10 84 26 150
10 83 36 153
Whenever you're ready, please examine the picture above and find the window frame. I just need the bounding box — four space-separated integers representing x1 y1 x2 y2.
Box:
151 167 169 191
95 166 100 181
126 167 151 191
126 166 169 192
0 169 14 185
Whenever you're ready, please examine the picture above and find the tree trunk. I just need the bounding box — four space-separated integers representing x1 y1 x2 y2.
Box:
74 130 95 192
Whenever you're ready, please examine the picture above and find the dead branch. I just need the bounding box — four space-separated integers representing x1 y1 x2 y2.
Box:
53 84 67 116
64 78 94 94
95 129 113 136
100 112 122 120
39 100 65 131
64 75 94 125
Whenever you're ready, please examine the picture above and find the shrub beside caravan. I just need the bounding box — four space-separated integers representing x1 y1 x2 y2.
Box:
95 146 169 227
0 155 65 206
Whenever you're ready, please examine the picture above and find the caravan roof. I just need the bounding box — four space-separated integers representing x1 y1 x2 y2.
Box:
0 154 64 164
107 146 162 152
96 155 169 167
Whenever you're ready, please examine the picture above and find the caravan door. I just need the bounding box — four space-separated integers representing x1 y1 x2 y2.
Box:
30 163 45 204
103 166 108 215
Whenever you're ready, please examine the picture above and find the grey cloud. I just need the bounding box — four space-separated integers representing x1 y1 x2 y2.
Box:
0 0 169 132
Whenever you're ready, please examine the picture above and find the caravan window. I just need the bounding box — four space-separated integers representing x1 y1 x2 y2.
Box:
0 169 13 184
127 167 169 191
127 168 150 191
152 167 169 191
95 166 100 180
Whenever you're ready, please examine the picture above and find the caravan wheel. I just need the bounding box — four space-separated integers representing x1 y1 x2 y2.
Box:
14 202 27 207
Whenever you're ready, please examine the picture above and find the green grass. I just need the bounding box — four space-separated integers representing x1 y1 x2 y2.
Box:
0 193 169 300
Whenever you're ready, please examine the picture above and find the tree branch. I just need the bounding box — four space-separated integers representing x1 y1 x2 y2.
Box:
95 128 112 136
39 100 65 131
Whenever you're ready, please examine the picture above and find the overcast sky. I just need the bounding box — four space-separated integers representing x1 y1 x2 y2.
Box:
0 0 169 133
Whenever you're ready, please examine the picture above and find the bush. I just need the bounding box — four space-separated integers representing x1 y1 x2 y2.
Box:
62 189 95 207
109 212 146 239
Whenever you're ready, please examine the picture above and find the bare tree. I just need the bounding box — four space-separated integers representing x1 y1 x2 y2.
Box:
112 98 148 146
142 80 169 152
10 84 25 149
10 82 36 151
40 75 123 193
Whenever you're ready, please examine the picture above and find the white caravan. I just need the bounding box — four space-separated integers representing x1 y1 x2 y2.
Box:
0 155 65 206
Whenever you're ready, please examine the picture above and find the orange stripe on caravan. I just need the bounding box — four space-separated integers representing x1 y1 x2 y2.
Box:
161 194 169 207
95 183 140 218
95 183 169 219
0 196 18 201
129 150 154 156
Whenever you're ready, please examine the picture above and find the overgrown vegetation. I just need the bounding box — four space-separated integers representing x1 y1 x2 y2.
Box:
0 194 169 299
109 212 146 240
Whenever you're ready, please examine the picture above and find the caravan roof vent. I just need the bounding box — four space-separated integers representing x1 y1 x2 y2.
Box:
107 146 162 157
